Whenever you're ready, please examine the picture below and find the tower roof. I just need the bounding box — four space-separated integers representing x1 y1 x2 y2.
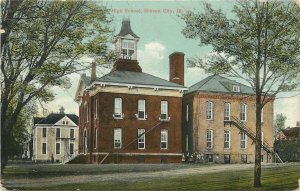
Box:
116 19 139 39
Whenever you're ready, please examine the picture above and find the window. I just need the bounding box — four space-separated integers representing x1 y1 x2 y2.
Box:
138 100 146 119
206 130 213 149
224 103 230 121
232 85 240 92
160 101 168 120
56 128 61 139
240 132 247 149
206 101 213 120
114 128 122 149
122 40 135 59
95 99 98 119
84 102 89 122
63 121 68 125
114 98 122 119
241 154 247 163
56 142 60 154
137 129 145 149
42 128 47 138
70 143 74 155
186 104 189 121
224 130 230 149
70 129 74 139
224 154 231 164
240 103 247 121
42 143 46 155
161 130 168 149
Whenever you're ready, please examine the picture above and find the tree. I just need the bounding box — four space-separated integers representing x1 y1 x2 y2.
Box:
181 0 300 187
274 113 287 139
6 100 37 160
1 0 115 172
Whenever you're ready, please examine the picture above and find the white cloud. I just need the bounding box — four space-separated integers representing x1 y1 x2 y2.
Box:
137 41 167 79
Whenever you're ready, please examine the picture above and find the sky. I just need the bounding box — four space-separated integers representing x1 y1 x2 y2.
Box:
43 0 300 128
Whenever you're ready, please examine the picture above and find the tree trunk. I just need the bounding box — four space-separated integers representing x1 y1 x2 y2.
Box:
254 97 262 187
254 67 262 187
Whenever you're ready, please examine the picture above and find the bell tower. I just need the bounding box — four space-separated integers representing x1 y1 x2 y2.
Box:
115 19 139 60
112 19 142 72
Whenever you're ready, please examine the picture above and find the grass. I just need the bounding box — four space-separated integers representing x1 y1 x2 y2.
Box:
3 163 300 190
46 164 300 190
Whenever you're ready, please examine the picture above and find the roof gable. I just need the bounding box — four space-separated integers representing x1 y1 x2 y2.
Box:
34 113 79 126
75 74 91 101
54 115 77 127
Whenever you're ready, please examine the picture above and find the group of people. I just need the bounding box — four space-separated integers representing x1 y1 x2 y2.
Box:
182 152 205 163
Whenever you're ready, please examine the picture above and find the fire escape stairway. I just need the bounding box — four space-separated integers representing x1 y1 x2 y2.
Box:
99 121 163 164
229 116 283 163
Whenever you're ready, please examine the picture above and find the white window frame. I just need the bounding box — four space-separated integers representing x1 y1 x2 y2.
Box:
161 130 168 150
137 99 146 120
206 101 213 120
224 130 231 149
113 98 123 119
186 104 189 121
42 128 47 138
240 131 247 149
55 142 60 155
55 128 61 155
56 128 61 139
233 85 240 92
114 128 122 149
206 130 213 149
70 129 74 139
69 142 74 155
122 40 135 59
137 129 145 149
41 142 47 155
160 101 169 121
241 154 247 163
224 102 230 121
240 103 247 121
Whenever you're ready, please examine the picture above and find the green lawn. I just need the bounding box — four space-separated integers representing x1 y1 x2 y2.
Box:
3 163 299 190
47 164 300 190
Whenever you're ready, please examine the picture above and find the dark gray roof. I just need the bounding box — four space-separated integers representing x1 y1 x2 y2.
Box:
34 113 79 126
81 74 91 87
116 19 139 39
186 75 254 95
97 70 185 89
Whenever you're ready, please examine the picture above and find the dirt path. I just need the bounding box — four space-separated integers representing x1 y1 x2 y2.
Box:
2 163 280 189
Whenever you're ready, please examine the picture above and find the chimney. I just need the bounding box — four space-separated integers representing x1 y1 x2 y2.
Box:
169 52 184 86
91 62 96 83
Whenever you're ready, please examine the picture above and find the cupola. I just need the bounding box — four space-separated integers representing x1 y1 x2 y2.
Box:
112 19 142 72
115 19 139 60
